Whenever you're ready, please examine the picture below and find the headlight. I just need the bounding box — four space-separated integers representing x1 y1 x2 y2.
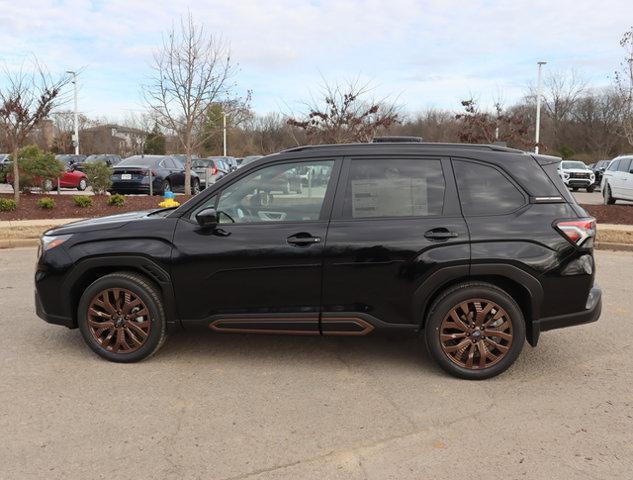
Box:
590 174 595 181
41 234 72 251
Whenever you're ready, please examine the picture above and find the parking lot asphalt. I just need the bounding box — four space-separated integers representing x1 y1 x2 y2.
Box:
1 248 632 480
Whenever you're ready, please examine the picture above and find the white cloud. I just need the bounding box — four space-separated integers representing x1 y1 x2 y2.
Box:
0 0 631 119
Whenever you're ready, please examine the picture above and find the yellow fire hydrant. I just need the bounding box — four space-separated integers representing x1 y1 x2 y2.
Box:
159 191 180 208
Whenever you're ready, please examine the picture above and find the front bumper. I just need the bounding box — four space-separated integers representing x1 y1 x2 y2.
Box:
564 178 593 187
35 290 75 328
530 285 601 346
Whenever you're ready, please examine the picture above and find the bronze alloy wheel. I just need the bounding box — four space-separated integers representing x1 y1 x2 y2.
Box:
439 298 513 370
87 288 151 354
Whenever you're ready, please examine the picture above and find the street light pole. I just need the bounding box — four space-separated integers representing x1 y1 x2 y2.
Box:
534 61 547 154
66 70 79 155
222 111 227 156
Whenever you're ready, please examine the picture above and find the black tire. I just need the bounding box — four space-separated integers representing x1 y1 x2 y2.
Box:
424 282 525 380
192 179 200 195
586 186 594 193
162 180 171 195
571 187 578 192
77 272 167 363
77 178 87 191
603 184 615 205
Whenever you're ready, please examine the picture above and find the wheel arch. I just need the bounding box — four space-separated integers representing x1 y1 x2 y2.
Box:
414 264 543 346
63 255 179 329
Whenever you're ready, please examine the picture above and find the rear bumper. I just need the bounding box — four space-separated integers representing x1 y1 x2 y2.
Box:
530 285 601 346
35 290 74 328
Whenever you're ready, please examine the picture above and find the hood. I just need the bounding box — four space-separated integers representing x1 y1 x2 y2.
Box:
46 209 161 236
561 168 592 174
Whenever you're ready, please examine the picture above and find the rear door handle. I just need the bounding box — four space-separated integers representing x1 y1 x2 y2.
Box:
424 228 459 240
287 233 322 246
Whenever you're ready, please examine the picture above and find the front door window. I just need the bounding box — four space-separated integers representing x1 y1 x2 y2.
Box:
216 161 334 223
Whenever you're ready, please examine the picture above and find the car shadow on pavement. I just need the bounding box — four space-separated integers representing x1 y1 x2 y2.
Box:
41 326 578 380
157 328 444 375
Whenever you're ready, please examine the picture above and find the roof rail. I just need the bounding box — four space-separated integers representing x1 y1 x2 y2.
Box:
281 142 524 154
372 136 423 143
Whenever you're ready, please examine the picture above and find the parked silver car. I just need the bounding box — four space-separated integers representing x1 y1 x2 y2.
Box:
193 157 231 189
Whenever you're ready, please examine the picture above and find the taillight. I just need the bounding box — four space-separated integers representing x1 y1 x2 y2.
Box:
212 166 218 175
555 218 596 247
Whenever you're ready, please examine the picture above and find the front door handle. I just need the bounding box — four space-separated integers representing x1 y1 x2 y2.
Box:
424 228 459 240
287 233 322 246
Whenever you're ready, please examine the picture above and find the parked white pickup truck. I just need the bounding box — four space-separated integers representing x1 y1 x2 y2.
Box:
557 160 595 192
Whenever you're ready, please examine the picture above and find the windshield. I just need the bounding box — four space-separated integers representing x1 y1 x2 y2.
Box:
56 154 85 164
118 156 157 167
561 161 588 170
193 159 213 168
86 155 111 163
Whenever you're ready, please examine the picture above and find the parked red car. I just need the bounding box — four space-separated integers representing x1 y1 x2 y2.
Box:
5 154 88 190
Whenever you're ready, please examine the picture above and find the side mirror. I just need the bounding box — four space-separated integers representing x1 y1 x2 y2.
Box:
195 208 218 229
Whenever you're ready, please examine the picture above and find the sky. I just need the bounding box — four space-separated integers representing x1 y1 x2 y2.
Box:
0 0 632 122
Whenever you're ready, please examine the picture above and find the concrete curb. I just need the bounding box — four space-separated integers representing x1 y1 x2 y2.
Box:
0 218 84 249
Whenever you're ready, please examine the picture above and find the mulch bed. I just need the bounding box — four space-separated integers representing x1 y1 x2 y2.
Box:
0 193 193 221
581 204 633 226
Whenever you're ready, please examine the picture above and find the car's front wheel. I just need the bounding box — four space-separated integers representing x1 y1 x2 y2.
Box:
587 185 594 193
424 282 525 380
603 183 616 205
77 272 167 362
192 179 200 195
161 180 171 195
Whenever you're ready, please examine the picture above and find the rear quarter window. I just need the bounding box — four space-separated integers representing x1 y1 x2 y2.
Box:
453 160 526 216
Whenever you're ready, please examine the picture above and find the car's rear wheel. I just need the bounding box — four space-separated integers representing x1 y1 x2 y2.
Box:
162 180 171 195
424 282 525 380
42 179 54 191
603 184 615 205
77 178 87 191
77 272 167 362
192 179 200 195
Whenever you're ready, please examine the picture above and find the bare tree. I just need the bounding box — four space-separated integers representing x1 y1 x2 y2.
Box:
541 70 587 149
121 112 154 154
0 59 70 202
615 26 633 147
455 98 531 148
287 79 400 144
143 13 236 194
51 110 93 153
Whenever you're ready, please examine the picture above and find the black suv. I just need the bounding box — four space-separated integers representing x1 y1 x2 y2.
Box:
35 142 601 379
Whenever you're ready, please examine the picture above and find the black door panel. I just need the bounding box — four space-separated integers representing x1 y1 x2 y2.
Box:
170 158 340 326
171 220 328 323
321 156 468 326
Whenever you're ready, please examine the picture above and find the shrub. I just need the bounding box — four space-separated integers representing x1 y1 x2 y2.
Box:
107 193 125 207
37 197 55 209
83 162 113 195
73 196 93 208
11 145 64 191
0 198 17 212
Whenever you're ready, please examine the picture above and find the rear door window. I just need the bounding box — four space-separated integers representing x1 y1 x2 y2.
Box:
453 160 526 216
342 158 445 218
